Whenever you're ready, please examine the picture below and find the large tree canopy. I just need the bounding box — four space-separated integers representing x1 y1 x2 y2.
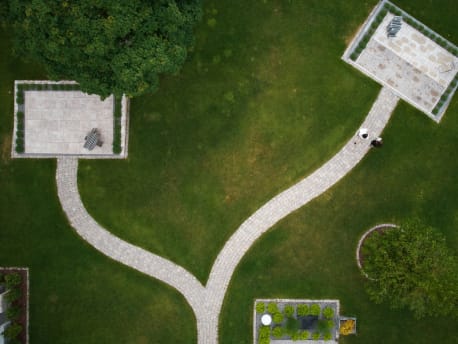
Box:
362 220 458 319
5 0 202 98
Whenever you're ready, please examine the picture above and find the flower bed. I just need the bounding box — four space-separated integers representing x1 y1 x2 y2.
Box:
254 299 340 343
0 268 29 344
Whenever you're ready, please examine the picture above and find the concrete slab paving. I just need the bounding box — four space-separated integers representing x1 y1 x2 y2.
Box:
24 90 114 155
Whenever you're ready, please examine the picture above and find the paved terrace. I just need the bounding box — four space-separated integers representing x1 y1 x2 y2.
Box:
57 87 399 343
25 91 114 155
355 13 457 114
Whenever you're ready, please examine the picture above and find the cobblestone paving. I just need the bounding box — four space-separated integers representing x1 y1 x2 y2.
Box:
56 87 399 343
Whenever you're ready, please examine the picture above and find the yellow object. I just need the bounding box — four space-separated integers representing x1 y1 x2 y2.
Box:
340 319 356 335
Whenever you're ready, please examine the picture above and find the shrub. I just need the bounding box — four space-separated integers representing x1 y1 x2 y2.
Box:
6 305 21 320
350 52 358 61
16 131 24 139
16 111 24 120
323 332 332 340
272 326 283 338
256 302 265 314
299 330 310 340
5 273 21 288
297 304 309 316
5 288 21 303
283 304 294 317
310 304 321 316
15 143 24 154
16 93 24 105
432 108 439 115
2 322 22 340
285 316 299 335
312 331 321 340
317 319 333 334
258 326 270 344
16 122 24 131
322 306 334 319
114 97 122 118
273 312 284 324
267 302 279 314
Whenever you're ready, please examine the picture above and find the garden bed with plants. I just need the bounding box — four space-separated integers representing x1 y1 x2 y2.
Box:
254 299 339 343
0 268 29 344
356 224 398 279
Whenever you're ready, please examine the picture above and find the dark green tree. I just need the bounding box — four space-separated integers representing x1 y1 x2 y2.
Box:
5 0 202 98
362 220 458 318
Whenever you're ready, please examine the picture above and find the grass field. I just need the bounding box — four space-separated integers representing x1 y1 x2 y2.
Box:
1 0 458 343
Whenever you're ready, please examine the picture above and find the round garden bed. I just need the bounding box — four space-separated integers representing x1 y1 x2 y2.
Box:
356 223 398 279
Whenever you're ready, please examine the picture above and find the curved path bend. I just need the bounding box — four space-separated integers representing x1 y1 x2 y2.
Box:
56 87 399 343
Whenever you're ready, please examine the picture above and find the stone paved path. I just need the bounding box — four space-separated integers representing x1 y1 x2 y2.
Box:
56 87 399 343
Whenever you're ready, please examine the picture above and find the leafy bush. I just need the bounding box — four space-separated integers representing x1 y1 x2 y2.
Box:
323 331 332 340
273 312 284 324
299 330 310 339
317 319 333 334
285 316 299 335
272 326 283 338
297 304 309 316
312 331 321 340
267 302 279 314
6 305 21 320
16 121 24 131
256 302 265 314
16 111 24 120
322 306 334 319
283 304 294 317
15 143 24 154
6 273 22 288
310 304 321 316
5 288 21 302
2 322 22 340
258 326 270 344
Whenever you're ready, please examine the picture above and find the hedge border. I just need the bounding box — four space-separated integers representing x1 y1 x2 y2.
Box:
350 1 458 62
113 96 122 155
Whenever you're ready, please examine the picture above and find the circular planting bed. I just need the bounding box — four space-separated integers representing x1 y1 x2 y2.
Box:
356 223 398 279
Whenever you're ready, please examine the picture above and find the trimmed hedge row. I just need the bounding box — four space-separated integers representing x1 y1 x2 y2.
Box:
17 83 80 92
350 6 389 61
350 2 458 61
432 73 458 115
15 111 25 153
113 96 122 155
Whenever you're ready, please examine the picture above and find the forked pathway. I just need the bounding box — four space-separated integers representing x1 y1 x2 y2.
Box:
56 87 399 343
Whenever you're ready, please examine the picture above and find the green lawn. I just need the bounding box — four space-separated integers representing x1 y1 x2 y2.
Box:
1 0 458 343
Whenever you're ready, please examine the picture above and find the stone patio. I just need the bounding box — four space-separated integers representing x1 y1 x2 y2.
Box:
12 81 129 158
343 1 458 122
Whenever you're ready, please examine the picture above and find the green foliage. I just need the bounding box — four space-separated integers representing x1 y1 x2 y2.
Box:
312 331 321 340
5 288 21 302
317 319 333 334
363 219 458 318
272 326 283 339
6 0 203 98
310 304 321 316
2 322 22 340
322 306 334 319
256 302 265 314
267 302 279 314
297 304 309 316
323 331 332 340
6 305 21 320
273 312 284 324
285 316 299 335
299 331 310 340
113 119 122 155
5 273 21 289
258 326 270 344
283 304 294 317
